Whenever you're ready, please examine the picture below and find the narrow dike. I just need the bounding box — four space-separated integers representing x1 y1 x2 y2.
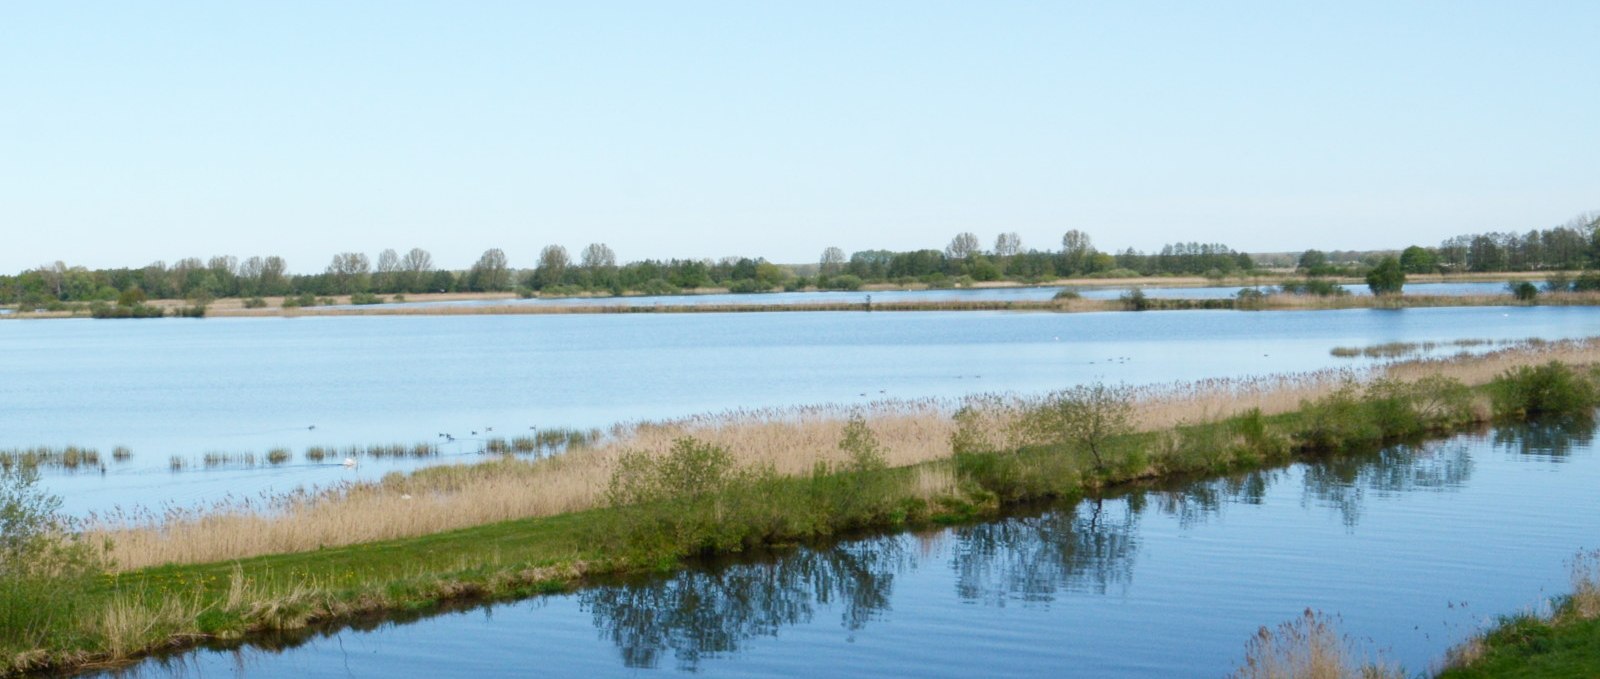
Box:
6 360 1597 677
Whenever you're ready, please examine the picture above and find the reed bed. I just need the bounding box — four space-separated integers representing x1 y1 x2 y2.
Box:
1329 337 1538 360
89 337 1600 571
0 446 104 472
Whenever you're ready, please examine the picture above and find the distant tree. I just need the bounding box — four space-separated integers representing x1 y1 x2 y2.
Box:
468 248 511 292
1510 281 1539 302
945 232 981 261
1365 256 1405 296
1297 249 1328 271
259 256 289 296
531 244 570 289
581 243 617 270
818 246 846 278
993 232 1022 258
374 249 401 293
1399 246 1436 274
1060 230 1095 274
401 248 434 293
326 252 371 294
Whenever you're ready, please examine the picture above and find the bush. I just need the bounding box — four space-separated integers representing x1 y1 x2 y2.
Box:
1234 287 1268 310
1277 279 1350 296
1052 288 1081 300
822 274 863 291
350 292 383 305
1572 271 1600 292
1509 281 1539 302
281 292 319 308
1120 288 1150 311
242 296 268 309
89 302 164 319
1016 383 1133 471
1488 362 1600 419
1 466 102 654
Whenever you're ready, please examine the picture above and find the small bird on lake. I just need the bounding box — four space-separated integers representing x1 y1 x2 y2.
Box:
308 425 316 430
342 457 357 468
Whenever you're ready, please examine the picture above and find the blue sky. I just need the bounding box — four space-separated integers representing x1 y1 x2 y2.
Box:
2 2 1596 272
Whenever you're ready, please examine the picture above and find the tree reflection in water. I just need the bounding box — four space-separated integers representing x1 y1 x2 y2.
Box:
951 498 1141 605
1493 416 1595 459
1301 440 1476 528
579 537 909 670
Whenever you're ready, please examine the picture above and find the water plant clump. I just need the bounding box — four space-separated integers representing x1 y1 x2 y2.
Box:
0 446 103 472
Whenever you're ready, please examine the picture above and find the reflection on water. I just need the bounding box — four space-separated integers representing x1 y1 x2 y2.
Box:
952 499 1140 605
580 538 908 670
81 418 1599 678
1303 440 1477 527
1494 416 1595 459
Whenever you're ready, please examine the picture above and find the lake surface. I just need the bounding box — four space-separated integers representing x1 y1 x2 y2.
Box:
5 306 1599 516
82 419 1600 678
347 280 1516 310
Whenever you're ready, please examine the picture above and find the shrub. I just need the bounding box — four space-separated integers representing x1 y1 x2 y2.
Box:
1234 287 1267 310
242 297 268 309
1052 288 1081 300
1016 383 1133 471
1 466 102 654
1509 281 1538 302
1488 362 1600 419
822 274 863 291
1120 288 1150 311
349 292 383 305
1365 256 1405 296
1277 279 1350 296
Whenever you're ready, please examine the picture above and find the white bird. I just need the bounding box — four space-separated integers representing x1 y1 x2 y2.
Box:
342 457 358 468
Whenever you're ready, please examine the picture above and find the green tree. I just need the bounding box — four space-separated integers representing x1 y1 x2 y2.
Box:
1365 256 1405 296
1399 245 1436 274
531 245 570 289
467 248 511 292
1020 383 1134 471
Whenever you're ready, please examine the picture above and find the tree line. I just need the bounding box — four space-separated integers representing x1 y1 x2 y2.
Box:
8 211 1599 307
0 231 1260 306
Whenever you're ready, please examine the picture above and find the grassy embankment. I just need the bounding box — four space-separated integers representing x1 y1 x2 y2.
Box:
5 340 1600 676
1434 550 1600 678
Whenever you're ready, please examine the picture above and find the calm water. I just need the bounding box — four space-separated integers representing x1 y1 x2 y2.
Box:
85 419 1600 678
349 281 1514 310
4 306 1598 515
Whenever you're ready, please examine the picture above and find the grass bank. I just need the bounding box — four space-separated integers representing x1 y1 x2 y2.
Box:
1436 550 1600 678
5 343 1600 675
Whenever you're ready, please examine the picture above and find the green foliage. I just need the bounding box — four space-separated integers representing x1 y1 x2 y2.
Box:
1277 278 1350 296
1017 383 1134 470
242 296 268 309
1399 245 1437 274
1488 362 1600 419
89 301 164 318
821 274 863 291
1365 256 1405 296
1120 288 1150 311
1052 288 1081 300
1234 287 1268 309
349 292 384 305
1 466 103 657
1509 281 1539 302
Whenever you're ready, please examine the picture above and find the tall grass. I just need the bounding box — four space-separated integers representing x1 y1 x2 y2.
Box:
1232 609 1404 679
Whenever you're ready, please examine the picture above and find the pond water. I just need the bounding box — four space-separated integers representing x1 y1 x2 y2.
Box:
348 280 1515 310
5 306 1598 516
83 418 1600 678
